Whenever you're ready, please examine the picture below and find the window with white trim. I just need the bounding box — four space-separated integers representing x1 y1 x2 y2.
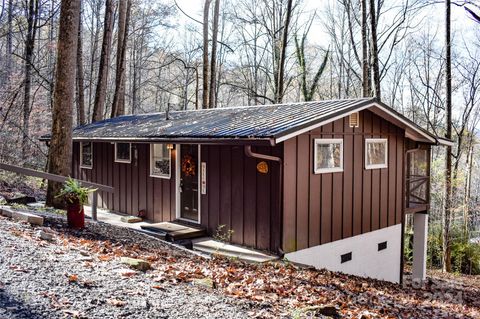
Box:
365 138 388 169
115 143 131 163
80 142 93 169
314 138 343 173
150 144 171 178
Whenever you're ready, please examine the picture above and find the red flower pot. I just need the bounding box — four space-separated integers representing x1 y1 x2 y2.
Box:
66 201 85 229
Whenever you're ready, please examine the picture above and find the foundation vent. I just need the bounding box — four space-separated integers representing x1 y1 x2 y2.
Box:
349 112 359 128
341 252 352 263
378 241 388 251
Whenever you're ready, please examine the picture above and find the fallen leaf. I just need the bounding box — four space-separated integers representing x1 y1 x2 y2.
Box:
152 285 165 290
98 255 112 261
68 274 78 283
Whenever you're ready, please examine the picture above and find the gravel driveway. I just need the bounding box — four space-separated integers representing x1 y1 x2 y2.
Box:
0 215 260 319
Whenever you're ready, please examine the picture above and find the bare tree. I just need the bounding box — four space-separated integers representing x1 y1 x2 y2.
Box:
46 0 81 207
202 0 212 109
274 0 293 103
443 0 453 272
111 0 132 117
208 0 221 108
369 0 381 100
22 0 40 161
76 2 86 125
361 0 369 96
294 20 329 101
92 0 114 122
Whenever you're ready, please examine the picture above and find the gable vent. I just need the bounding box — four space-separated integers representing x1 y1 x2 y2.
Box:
349 112 359 128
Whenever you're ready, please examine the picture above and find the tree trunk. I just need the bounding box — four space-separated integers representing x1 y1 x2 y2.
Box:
92 0 114 122
369 0 381 100
361 0 369 97
443 0 453 273
208 0 221 108
275 0 293 104
46 0 81 208
76 3 86 125
5 0 13 83
202 0 212 109
22 0 39 162
111 0 131 118
87 0 102 119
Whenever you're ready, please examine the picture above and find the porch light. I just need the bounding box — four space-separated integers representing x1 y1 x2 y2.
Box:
166 144 174 150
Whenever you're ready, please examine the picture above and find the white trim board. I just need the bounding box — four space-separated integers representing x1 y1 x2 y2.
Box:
275 102 437 145
175 144 201 224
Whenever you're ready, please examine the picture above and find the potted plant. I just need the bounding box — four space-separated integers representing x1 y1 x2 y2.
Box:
57 178 96 229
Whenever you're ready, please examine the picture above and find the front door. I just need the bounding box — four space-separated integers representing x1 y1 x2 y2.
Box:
179 145 199 222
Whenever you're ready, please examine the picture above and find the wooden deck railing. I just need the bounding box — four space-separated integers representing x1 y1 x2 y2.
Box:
406 175 429 205
405 148 430 213
0 162 114 221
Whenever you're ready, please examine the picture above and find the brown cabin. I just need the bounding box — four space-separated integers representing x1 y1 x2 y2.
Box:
70 98 451 283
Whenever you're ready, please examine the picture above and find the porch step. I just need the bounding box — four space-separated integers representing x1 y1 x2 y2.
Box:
192 238 279 263
140 222 206 241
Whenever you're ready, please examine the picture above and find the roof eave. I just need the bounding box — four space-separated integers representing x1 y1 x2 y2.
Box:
71 136 276 146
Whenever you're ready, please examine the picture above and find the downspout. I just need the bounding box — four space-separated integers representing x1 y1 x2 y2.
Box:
244 145 284 256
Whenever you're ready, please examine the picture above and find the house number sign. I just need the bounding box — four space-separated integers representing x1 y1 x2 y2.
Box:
201 162 207 194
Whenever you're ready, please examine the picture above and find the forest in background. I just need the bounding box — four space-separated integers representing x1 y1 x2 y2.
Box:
0 0 479 274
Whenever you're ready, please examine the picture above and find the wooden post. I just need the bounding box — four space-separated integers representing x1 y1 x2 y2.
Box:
92 190 98 221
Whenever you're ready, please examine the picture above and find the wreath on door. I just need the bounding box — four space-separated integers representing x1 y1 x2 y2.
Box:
182 154 196 177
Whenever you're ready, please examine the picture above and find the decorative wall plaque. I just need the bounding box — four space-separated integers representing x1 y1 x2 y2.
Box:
256 161 268 174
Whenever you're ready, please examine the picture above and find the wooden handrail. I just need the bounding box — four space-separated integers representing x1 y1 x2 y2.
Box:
0 162 114 221
0 163 113 192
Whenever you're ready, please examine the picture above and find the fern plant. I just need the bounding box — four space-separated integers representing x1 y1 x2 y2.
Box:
56 177 96 206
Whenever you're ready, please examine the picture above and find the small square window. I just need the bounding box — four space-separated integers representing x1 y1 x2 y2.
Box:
150 144 171 179
80 142 93 169
314 138 343 174
365 138 388 169
115 143 131 163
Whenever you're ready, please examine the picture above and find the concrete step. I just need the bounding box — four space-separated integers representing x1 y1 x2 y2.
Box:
192 239 278 263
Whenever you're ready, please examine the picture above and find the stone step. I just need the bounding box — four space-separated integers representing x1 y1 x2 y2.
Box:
0 206 44 226
11 211 44 226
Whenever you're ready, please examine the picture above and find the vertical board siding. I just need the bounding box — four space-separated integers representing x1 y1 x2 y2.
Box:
283 139 297 252
201 144 282 252
231 146 244 245
72 142 176 221
296 135 310 250
282 109 406 252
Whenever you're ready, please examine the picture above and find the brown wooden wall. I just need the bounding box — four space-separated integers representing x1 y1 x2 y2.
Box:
200 144 283 252
72 142 176 222
282 110 405 253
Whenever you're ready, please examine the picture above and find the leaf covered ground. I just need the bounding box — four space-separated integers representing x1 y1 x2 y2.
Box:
1 212 479 318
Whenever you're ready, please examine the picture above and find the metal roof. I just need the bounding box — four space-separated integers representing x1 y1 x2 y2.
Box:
71 98 444 145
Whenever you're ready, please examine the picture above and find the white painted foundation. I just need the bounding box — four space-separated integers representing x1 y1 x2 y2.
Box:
285 224 402 283
412 213 428 281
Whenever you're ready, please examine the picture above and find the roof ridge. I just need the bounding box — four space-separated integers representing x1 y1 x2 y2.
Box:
125 97 376 117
